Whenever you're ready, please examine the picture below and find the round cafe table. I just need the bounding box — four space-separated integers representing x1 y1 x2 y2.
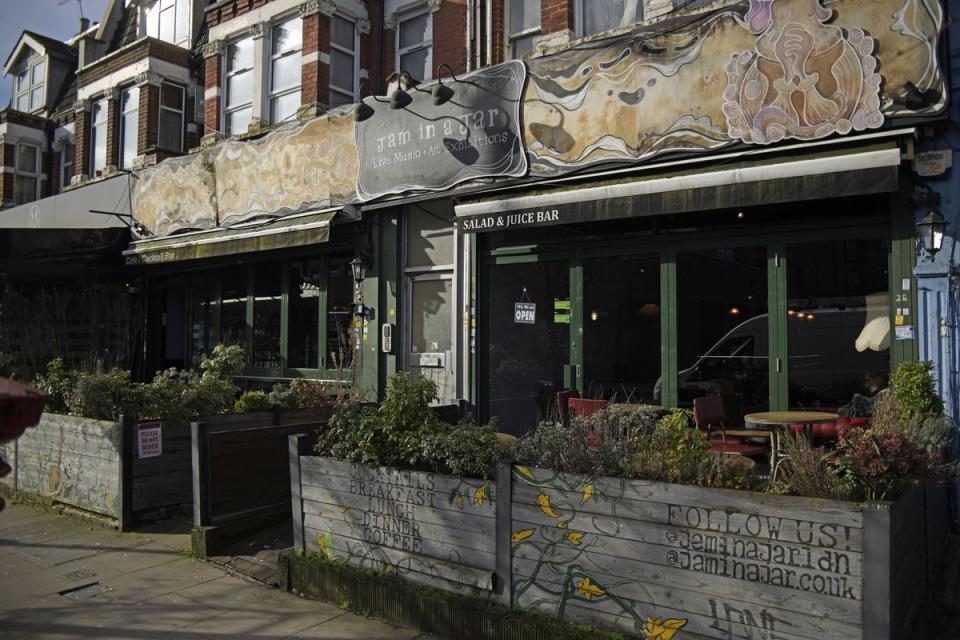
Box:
743 411 839 483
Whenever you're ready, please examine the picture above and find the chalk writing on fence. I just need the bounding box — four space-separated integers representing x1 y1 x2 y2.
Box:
665 504 859 601
348 464 436 553
708 598 793 640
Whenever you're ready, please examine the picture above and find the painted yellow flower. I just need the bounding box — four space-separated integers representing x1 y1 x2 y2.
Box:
581 484 594 505
537 493 560 519
384 563 395 574
317 533 326 553
515 465 536 481
556 521 568 529
338 503 350 513
473 484 487 506
511 528 535 543
455 494 466 509
576 576 605 601
643 617 688 640
566 532 584 545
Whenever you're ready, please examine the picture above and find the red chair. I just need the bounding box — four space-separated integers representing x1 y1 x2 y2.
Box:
789 417 869 445
556 389 580 421
568 398 609 419
692 395 767 458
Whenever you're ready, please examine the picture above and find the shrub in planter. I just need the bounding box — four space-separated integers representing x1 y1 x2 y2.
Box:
268 383 300 410
33 357 76 414
831 427 938 501
234 390 273 413
890 360 943 421
316 373 503 478
69 368 144 422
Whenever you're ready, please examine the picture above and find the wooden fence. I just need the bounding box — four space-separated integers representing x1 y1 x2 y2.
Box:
0 413 122 519
289 451 950 640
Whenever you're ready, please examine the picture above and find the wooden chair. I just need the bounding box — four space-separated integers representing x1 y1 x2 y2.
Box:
692 395 767 458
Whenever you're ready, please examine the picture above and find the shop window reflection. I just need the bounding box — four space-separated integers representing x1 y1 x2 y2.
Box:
786 239 889 410
252 263 282 369
583 255 660 401
327 257 353 372
289 261 322 369
220 267 248 350
675 247 768 420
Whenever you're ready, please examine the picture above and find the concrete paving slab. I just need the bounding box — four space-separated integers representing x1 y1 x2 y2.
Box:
178 575 282 611
292 613 423 640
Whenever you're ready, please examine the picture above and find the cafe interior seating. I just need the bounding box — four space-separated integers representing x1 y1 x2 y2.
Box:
692 395 768 458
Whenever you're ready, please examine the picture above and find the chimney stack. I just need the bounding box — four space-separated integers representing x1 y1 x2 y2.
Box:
79 17 90 33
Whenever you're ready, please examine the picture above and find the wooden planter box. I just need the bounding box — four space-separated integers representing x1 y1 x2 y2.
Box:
0 413 122 519
290 448 500 597
288 451 949 640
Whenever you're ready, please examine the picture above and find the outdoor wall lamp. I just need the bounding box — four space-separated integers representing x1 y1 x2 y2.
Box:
350 254 369 289
432 64 459 106
354 83 388 122
917 208 948 257
389 72 416 110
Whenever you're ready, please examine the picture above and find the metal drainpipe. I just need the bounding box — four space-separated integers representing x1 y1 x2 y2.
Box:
376 3 385 93
466 0 473 72
486 0 494 66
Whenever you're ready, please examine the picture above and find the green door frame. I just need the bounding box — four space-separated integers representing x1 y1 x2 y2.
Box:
478 210 908 413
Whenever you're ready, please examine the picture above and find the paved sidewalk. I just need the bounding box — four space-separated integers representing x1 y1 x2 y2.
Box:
0 503 435 639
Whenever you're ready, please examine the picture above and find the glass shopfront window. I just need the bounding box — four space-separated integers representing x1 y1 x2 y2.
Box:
326 257 354 371
583 255 660 402
190 281 218 367
676 247 768 419
485 260 570 436
289 260 322 369
786 238 890 410
252 263 282 369
220 267 248 348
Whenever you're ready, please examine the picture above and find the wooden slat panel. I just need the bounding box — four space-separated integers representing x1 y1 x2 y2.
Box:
510 466 865 640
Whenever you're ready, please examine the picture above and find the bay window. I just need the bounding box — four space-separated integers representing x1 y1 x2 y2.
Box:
143 0 190 47
119 86 140 169
508 0 541 58
269 17 303 123
90 98 108 174
14 59 45 112
224 36 254 135
61 142 74 188
397 9 432 81
158 83 184 150
329 15 357 108
13 142 40 205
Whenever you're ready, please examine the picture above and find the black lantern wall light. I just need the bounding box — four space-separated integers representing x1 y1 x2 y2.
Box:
914 184 950 259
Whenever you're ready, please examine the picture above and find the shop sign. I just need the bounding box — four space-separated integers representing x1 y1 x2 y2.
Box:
356 61 527 200
515 303 536 324
895 325 915 340
138 422 162 459
913 150 952 177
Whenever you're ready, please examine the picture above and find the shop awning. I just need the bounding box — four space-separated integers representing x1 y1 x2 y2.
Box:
0 174 132 230
122 209 338 266
455 144 903 233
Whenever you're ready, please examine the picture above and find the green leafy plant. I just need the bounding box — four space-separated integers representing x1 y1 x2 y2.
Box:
268 383 300 410
316 373 502 477
234 390 273 413
69 368 145 422
831 426 938 501
421 420 507 479
33 357 76 414
291 378 335 409
890 361 943 422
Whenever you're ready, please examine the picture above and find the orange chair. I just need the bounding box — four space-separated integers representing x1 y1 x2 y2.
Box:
568 398 609 419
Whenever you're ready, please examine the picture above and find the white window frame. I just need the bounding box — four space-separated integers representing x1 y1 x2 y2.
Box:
14 142 40 205
506 0 541 59
223 36 254 135
14 58 45 112
575 0 644 38
396 8 433 81
158 82 185 151
142 0 190 47
61 141 74 188
118 86 140 169
329 14 359 108
90 98 108 174
268 15 303 124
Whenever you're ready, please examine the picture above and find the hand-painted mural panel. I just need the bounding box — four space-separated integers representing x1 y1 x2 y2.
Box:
510 465 864 640
299 456 498 595
524 0 943 174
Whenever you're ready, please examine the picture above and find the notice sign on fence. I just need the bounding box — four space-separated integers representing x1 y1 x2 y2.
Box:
137 423 162 459
515 302 536 324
